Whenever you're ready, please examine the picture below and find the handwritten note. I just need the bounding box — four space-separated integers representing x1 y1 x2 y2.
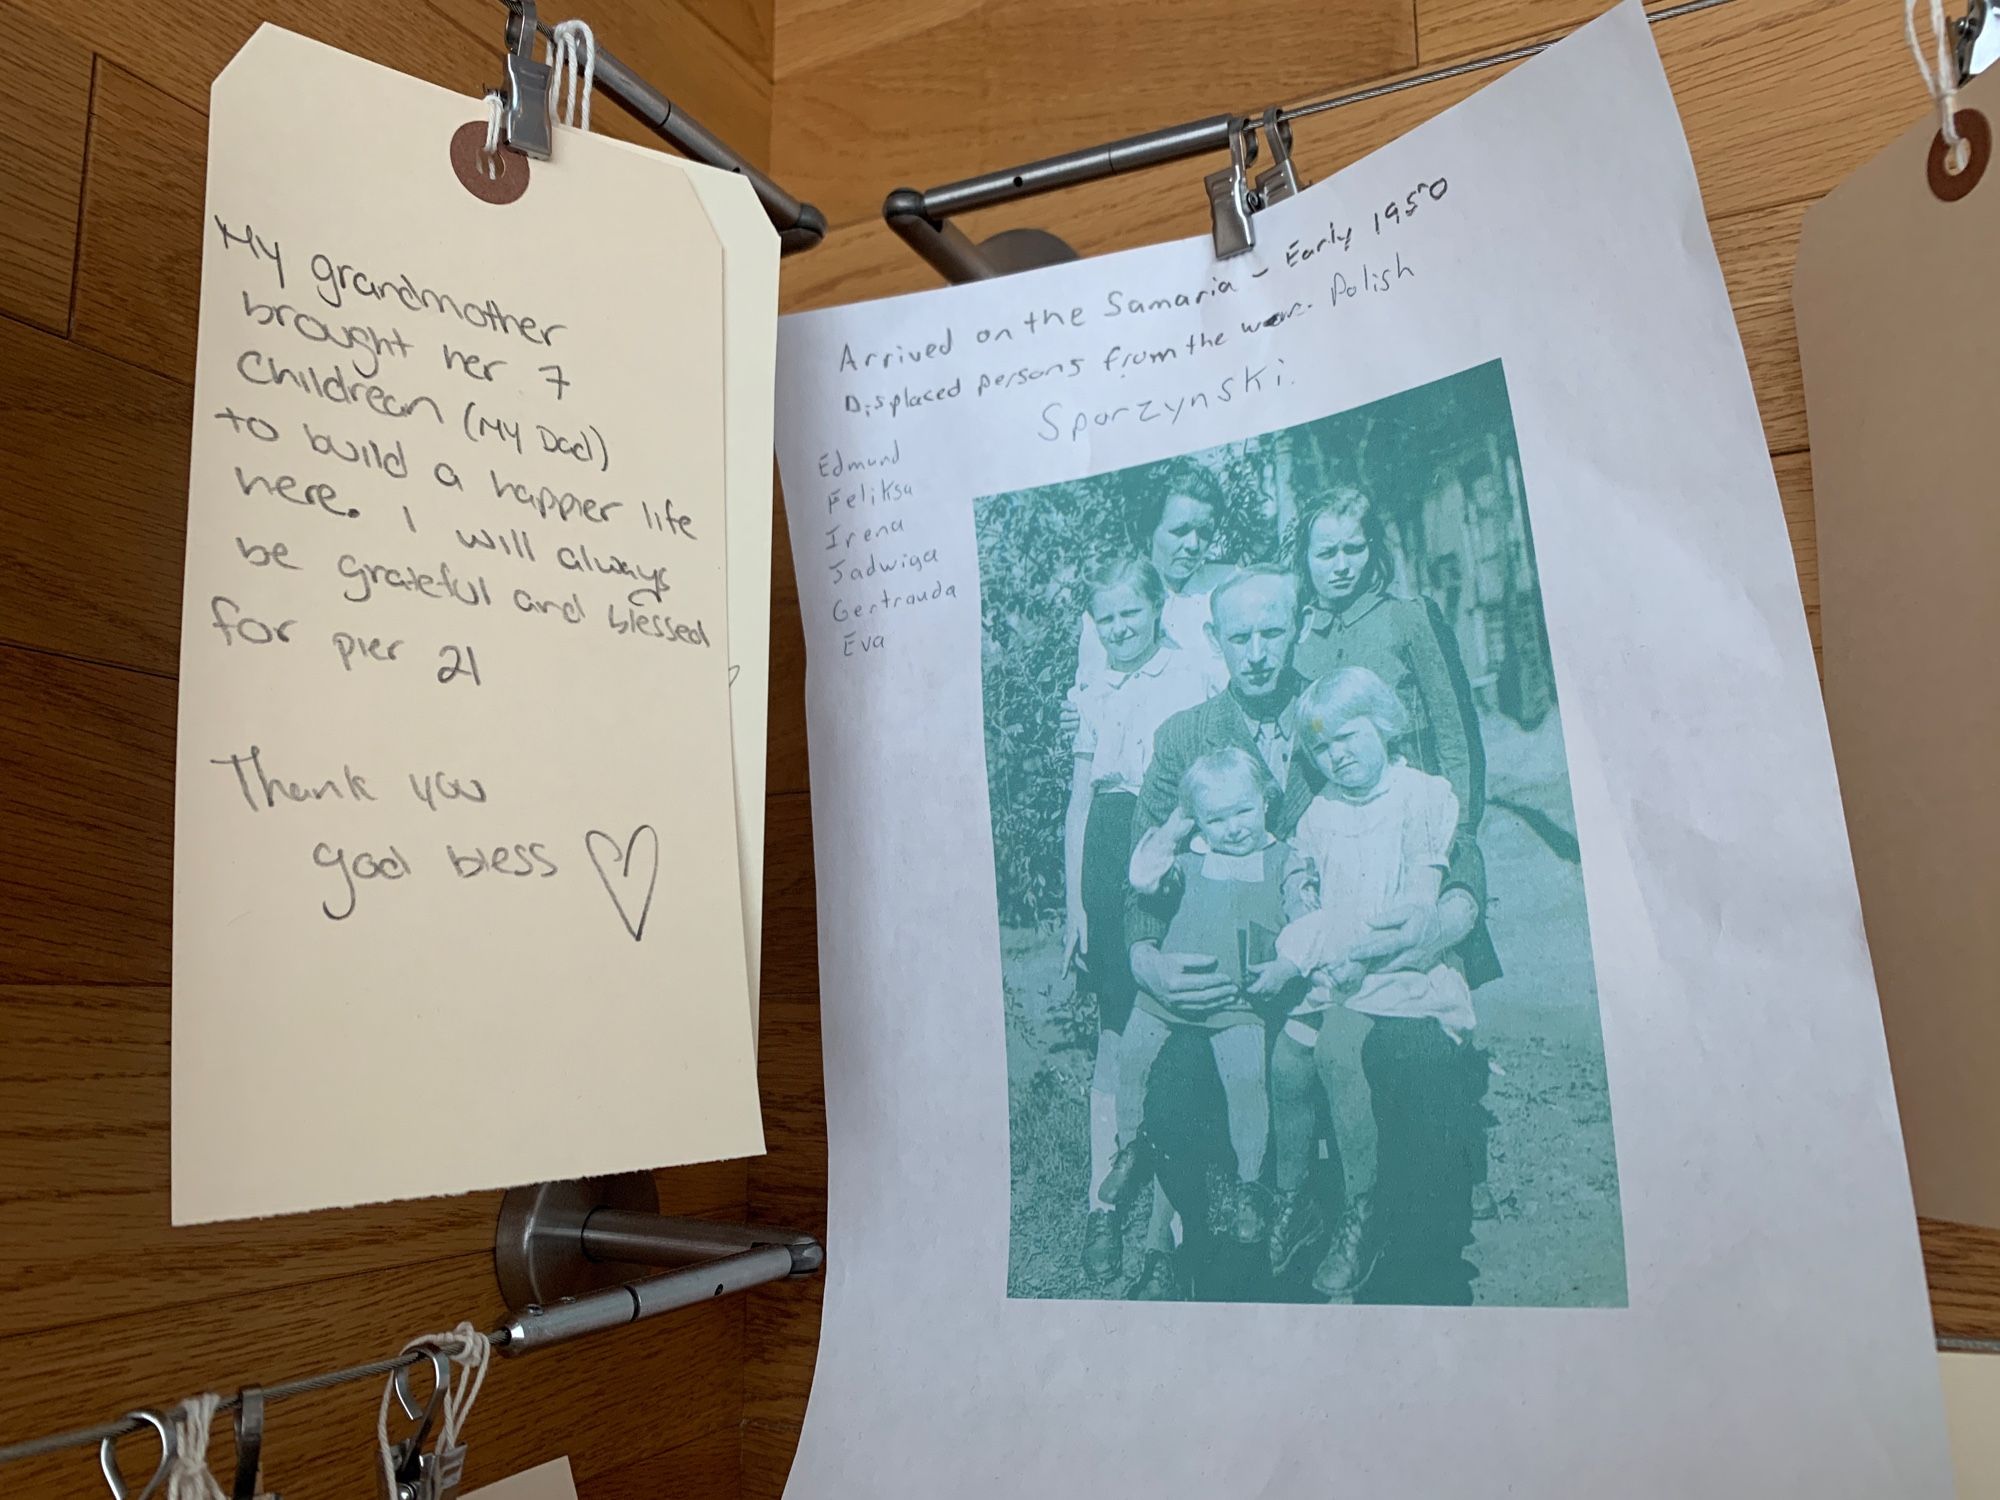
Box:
171 27 762 1225
790 191 1439 665
770 4 1951 1495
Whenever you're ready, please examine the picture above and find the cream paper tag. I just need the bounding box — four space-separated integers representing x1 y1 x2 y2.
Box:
464 1456 580 1499
675 162 779 1023
171 26 763 1224
1795 66 2000 1230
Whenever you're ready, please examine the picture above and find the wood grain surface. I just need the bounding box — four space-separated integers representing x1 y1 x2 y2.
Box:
2 0 1995 1494
771 0 1418 227
72 63 207 382
0 5 92 335
0 0 781 1495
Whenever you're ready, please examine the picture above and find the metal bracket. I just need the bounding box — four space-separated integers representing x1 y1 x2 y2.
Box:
881 193 1081 281
490 0 826 251
492 1173 823 1355
881 0 1763 284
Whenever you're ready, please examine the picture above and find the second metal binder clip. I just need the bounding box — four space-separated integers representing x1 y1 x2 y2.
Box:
1255 106 1304 208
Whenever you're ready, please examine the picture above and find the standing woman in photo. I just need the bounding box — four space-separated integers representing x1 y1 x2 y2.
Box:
1061 556 1212 1287
1275 485 1497 1297
1072 459 1234 697
1293 486 1482 821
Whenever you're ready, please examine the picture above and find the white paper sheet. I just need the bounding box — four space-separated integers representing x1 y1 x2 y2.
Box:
770 3 1949 1493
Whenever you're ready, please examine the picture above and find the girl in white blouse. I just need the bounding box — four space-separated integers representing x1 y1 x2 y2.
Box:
1060 555 1211 1287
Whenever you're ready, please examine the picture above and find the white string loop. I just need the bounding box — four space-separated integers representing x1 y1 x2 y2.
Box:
484 89 505 157
438 1323 493 1452
549 19 597 133
162 1396 225 1500
374 1324 493 1496
482 89 507 179
1907 0 1970 171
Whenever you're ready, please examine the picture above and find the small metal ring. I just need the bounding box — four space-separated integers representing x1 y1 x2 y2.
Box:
99 1411 174 1500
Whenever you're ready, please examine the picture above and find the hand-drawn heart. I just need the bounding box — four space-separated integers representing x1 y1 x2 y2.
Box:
585 825 660 942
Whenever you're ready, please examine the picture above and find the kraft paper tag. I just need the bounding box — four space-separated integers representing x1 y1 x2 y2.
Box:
464 1457 579 1500
1942 1353 2000 1496
1795 66 2000 1230
171 26 763 1224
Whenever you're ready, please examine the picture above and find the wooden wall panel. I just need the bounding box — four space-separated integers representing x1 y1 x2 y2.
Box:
1417 0 1677 62
72 63 206 382
1772 450 1819 660
770 0 1419 228
11 0 495 116
745 0 2000 1494
0 651 175 985
0 0 779 1492
761 793 821 1000
0 6 92 334
594 1428 744 1500
1713 200 1808 454
767 500 809 797
0 320 188 674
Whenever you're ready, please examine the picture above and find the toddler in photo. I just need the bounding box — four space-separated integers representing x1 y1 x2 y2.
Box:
1259 666 1475 1287
1106 746 1314 1246
1271 667 1472 1031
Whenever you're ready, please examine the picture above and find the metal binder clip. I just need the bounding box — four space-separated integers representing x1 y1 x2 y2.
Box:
232 1387 275 1500
429 1437 468 1500
1205 117 1258 258
1958 0 1992 81
503 0 554 160
1253 106 1304 208
379 1350 451 1500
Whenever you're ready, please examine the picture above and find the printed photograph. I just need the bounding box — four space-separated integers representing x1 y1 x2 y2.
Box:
974 361 1626 1307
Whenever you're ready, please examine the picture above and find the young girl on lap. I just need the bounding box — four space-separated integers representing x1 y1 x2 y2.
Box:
1262 668 1475 1297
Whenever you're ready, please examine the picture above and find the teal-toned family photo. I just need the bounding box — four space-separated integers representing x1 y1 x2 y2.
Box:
974 361 1627 1307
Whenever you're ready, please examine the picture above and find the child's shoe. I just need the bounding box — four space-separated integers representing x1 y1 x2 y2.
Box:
1096 1134 1154 1209
1081 1210 1121 1281
1268 1187 1329 1276
1125 1250 1184 1301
